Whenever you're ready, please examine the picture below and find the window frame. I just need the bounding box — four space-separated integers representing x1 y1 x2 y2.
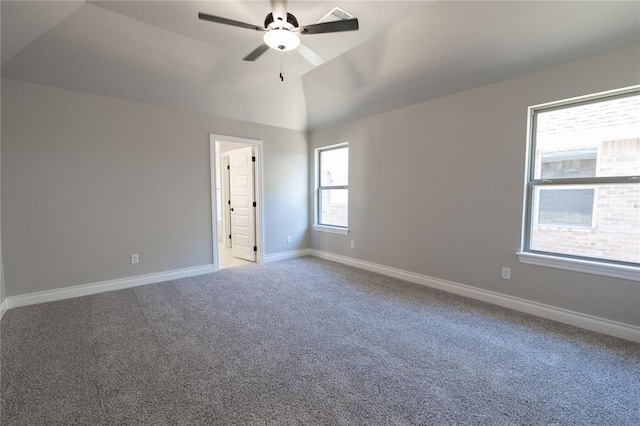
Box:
518 86 640 281
314 143 349 234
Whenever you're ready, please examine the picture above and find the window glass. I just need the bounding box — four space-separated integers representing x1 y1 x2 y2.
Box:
540 148 597 179
320 147 349 187
320 189 348 227
535 188 595 227
533 95 639 180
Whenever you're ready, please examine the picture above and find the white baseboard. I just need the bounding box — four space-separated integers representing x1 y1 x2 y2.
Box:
3 251 638 343
3 264 215 312
309 249 640 343
0 298 8 320
264 249 312 263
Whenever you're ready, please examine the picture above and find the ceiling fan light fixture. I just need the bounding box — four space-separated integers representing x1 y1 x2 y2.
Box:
263 29 300 52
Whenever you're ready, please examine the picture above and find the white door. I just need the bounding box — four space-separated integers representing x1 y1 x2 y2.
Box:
222 156 232 249
229 147 256 262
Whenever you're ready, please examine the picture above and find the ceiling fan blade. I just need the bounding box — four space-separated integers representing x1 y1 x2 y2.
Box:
300 18 359 35
198 12 265 31
297 43 325 67
243 43 270 61
270 0 288 22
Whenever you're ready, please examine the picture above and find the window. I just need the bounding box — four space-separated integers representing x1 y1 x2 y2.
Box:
315 144 348 232
536 187 595 227
519 87 640 280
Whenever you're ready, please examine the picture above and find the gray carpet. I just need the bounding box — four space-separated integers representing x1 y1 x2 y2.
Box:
1 257 639 425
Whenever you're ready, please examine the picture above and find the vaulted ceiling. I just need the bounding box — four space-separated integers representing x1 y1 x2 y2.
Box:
2 1 639 131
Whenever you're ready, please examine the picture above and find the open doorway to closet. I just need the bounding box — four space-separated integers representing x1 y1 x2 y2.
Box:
210 134 264 271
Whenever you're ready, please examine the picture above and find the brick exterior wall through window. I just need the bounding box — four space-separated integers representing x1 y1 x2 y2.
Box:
531 138 640 263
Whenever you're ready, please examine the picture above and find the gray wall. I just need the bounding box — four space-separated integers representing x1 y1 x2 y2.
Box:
309 45 640 326
2 78 309 297
0 79 4 305
0 6 4 307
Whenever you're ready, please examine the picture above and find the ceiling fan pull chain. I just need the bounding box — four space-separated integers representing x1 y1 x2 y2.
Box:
280 52 284 82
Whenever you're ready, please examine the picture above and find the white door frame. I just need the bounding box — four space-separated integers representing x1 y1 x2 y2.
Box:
210 134 264 271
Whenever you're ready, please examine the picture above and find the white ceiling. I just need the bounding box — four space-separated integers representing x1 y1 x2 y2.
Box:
2 1 639 131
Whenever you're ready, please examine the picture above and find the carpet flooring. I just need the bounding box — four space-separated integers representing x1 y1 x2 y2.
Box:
1 257 639 425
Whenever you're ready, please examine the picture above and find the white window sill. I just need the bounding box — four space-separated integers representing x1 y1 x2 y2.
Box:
516 251 640 282
313 224 349 235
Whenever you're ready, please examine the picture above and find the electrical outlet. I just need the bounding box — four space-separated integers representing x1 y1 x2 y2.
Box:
350 240 355 249
501 267 511 280
287 236 292 244
131 254 139 264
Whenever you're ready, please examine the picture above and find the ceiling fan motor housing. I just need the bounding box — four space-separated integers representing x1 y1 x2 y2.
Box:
264 12 299 30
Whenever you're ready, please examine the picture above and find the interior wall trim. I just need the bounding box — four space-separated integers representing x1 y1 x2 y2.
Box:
308 249 640 343
0 299 8 320
1 264 215 315
264 249 312 263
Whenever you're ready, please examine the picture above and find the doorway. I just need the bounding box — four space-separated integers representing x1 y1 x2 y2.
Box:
210 134 264 271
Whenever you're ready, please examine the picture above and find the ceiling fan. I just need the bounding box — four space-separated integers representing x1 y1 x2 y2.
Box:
198 0 359 63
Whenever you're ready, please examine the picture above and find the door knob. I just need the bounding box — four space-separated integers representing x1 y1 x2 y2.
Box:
230 207 234 211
